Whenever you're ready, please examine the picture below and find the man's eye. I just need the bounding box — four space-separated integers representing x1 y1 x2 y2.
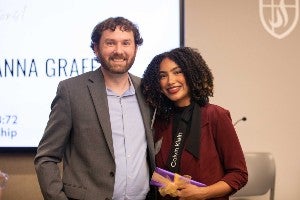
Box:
123 41 131 46
106 41 114 46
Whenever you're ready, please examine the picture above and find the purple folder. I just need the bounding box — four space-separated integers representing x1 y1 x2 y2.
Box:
150 167 206 187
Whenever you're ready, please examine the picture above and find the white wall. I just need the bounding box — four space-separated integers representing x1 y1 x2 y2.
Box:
185 0 300 199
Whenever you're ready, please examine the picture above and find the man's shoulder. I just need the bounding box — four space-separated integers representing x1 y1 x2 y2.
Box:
129 72 141 81
61 68 100 84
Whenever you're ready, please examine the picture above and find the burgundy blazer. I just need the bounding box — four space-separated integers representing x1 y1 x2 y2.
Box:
154 103 248 199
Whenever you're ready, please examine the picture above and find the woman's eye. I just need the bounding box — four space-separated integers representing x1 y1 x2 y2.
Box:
159 74 167 79
174 70 182 75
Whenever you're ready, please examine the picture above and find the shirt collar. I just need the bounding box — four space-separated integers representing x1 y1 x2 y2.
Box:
106 77 135 97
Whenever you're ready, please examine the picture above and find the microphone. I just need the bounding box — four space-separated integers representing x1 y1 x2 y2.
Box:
233 116 247 126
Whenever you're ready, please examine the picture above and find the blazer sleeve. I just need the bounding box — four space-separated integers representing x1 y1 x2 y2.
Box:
34 81 71 200
210 106 248 191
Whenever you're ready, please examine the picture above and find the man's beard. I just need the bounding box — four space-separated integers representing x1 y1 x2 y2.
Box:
98 52 136 74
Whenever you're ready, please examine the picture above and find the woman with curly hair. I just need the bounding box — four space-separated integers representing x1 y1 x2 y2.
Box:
141 47 248 200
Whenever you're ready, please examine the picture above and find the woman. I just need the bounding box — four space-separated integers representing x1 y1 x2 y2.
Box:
141 47 248 200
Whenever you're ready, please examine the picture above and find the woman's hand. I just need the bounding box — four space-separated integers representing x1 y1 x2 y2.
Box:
177 183 209 200
177 180 232 200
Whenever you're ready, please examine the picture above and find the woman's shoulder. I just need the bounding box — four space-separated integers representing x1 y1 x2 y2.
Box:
202 103 230 115
200 103 232 125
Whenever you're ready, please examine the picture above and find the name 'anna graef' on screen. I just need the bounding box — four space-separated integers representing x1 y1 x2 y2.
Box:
0 58 98 78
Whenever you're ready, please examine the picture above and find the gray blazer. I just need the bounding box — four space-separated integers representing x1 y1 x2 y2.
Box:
34 68 155 200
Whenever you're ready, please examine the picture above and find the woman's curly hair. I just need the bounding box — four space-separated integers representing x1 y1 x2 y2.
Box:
141 47 214 121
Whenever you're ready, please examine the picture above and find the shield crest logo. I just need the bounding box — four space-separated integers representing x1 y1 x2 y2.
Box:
259 0 299 39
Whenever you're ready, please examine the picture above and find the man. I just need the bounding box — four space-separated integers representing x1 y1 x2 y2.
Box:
34 17 156 200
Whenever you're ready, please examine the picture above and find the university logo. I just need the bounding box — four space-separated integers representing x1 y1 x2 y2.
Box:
259 0 299 39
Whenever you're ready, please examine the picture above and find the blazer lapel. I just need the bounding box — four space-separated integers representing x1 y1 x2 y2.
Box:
87 68 115 158
130 74 155 170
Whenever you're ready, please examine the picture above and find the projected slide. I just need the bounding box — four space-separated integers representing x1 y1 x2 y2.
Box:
0 0 181 147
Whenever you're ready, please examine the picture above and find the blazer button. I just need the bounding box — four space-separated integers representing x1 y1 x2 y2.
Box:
110 171 115 177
